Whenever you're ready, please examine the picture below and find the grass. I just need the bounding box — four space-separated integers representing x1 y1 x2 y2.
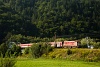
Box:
15 58 100 67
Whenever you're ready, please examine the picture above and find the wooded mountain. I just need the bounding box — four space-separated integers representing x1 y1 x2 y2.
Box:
0 0 100 43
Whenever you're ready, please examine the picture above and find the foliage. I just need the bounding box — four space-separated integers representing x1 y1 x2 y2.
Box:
30 43 52 58
0 58 16 67
81 37 94 48
0 43 8 57
24 47 30 54
0 42 21 58
10 44 21 57
80 37 100 48
48 49 67 59
67 49 72 55
41 43 53 57
0 0 100 44
6 34 54 44
31 43 43 58
47 49 100 62
92 42 100 49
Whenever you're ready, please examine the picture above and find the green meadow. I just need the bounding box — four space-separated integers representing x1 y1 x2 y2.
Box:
15 59 100 67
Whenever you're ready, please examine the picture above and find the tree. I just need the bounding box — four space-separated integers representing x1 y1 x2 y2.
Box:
31 43 42 58
0 43 8 57
30 42 52 58
24 47 30 54
81 37 94 48
0 0 100 44
0 58 16 67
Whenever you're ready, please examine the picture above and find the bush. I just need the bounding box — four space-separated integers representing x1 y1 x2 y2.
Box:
0 43 8 57
68 49 100 62
67 49 72 55
0 58 16 67
30 42 53 58
80 37 94 48
9 45 21 57
42 43 53 55
48 49 67 59
31 43 42 58
24 47 30 54
47 49 100 62
93 42 100 49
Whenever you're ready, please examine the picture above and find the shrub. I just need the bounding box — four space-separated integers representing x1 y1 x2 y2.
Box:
24 47 30 54
48 49 67 59
68 49 100 62
47 49 100 62
0 43 8 57
30 42 53 58
80 37 94 48
31 43 42 58
67 49 72 55
93 42 100 49
42 43 53 55
0 58 16 67
9 45 21 57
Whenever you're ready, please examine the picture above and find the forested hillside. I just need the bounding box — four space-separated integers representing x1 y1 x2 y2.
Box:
0 0 100 44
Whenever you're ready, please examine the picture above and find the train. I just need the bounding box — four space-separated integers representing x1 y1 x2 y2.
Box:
19 40 80 48
49 41 80 48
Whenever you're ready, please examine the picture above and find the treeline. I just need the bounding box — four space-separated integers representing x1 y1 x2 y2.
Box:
0 0 100 44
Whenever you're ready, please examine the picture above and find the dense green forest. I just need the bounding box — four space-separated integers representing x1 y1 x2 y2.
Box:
0 0 100 44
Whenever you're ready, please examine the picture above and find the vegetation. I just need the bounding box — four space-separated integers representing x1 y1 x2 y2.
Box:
47 49 100 62
24 47 30 54
67 49 72 55
0 0 100 44
0 42 21 58
0 0 100 66
5 34 54 44
31 43 53 58
0 58 16 67
15 59 100 67
80 37 100 48
0 43 18 67
0 43 8 57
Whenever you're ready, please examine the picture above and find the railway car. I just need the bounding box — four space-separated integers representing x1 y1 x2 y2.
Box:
63 41 78 48
49 41 79 48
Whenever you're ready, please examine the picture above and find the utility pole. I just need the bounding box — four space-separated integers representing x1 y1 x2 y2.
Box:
86 37 89 48
54 32 56 41
54 32 57 47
